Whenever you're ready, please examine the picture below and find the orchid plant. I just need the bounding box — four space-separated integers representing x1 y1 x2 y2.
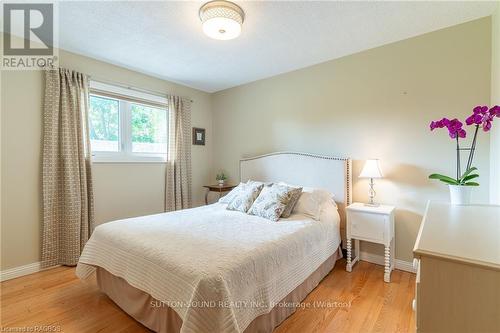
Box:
428 105 499 186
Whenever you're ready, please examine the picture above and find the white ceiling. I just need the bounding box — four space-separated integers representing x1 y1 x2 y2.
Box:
58 1 497 93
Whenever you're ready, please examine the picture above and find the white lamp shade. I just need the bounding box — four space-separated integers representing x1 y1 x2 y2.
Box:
359 159 383 179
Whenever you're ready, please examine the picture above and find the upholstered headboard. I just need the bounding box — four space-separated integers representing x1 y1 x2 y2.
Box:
240 152 352 233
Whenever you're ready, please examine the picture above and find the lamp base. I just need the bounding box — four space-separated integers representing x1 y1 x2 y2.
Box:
366 178 379 207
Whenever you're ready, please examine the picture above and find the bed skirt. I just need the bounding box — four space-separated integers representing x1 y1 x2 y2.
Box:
96 249 342 333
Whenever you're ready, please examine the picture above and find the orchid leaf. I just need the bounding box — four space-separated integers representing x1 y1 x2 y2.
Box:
460 167 478 180
439 179 461 185
461 174 479 183
463 182 479 186
429 174 460 185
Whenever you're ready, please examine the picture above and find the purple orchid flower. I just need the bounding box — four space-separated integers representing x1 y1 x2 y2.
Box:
429 117 466 138
428 105 497 185
465 105 499 132
491 105 500 116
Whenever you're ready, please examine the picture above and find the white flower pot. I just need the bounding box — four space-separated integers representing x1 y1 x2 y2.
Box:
218 180 225 186
448 185 472 205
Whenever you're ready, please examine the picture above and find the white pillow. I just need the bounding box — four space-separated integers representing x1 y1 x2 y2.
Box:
319 198 340 226
246 180 273 187
218 182 244 204
292 188 336 220
292 192 321 220
310 188 336 206
278 183 335 205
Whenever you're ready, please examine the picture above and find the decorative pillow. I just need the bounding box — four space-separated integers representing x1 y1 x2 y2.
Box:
219 182 244 204
226 183 264 213
278 183 303 218
248 184 297 221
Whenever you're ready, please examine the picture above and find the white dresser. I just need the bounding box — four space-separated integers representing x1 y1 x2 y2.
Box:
413 201 500 333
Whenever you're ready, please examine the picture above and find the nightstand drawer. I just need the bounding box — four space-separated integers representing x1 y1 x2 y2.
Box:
349 211 385 241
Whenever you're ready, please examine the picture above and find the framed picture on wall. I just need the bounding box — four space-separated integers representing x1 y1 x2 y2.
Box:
192 127 206 145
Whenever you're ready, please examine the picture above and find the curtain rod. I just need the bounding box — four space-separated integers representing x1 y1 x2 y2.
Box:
89 77 194 103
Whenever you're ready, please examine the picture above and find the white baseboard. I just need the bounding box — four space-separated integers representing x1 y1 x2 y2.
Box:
1 262 43 282
359 251 416 273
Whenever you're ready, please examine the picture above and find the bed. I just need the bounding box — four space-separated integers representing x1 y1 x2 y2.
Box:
76 152 352 333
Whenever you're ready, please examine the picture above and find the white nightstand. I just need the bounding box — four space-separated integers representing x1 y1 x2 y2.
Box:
346 202 396 282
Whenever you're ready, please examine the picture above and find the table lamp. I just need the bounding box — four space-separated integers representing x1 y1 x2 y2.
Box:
359 159 383 206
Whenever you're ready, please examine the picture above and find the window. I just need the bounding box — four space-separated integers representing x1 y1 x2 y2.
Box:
89 95 120 152
130 103 168 154
89 81 168 162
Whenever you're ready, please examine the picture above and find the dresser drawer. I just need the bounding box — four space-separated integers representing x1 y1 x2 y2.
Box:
349 211 386 241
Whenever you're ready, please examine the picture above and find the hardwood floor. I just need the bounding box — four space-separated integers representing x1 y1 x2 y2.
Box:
0 259 415 333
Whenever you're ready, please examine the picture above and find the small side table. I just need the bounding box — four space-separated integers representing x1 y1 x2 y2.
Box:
203 184 237 205
346 202 395 282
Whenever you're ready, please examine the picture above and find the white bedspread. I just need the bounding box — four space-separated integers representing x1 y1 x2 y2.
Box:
76 203 341 333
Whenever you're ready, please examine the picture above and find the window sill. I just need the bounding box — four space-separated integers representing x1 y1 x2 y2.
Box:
92 159 167 164
91 153 168 164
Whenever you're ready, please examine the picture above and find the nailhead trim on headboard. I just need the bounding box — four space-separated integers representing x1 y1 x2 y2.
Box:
239 151 352 228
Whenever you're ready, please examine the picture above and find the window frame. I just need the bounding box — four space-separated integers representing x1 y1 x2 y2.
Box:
89 81 169 163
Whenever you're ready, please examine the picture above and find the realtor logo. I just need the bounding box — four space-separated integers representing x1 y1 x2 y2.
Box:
2 2 58 69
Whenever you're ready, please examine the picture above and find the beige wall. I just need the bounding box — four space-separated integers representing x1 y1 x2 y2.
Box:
1 46 213 270
0 17 494 270
212 18 492 262
491 3 500 204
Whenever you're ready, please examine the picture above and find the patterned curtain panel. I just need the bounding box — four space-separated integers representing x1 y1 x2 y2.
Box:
165 96 192 211
42 68 95 268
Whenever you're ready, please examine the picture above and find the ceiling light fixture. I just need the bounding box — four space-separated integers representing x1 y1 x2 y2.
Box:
199 0 244 40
